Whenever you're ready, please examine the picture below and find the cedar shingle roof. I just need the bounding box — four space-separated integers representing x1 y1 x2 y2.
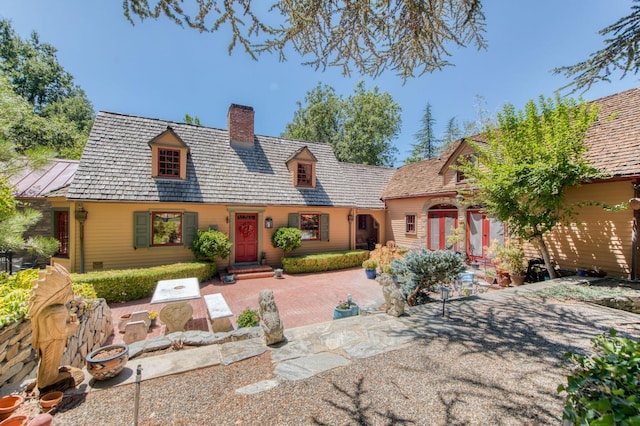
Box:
382 87 640 199
67 112 392 209
583 87 640 177
381 140 465 200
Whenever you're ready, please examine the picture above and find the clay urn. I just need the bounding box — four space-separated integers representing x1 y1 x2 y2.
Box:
39 391 63 413
0 415 28 426
0 395 24 421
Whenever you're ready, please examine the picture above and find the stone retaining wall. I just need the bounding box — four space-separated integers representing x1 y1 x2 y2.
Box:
0 298 113 393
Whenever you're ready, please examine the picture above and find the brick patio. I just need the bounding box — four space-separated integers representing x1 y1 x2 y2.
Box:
106 267 386 344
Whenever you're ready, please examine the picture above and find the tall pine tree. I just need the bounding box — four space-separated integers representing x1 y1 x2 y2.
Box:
406 103 440 163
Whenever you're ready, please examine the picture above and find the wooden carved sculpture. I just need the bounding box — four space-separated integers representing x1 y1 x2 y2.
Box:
29 264 80 390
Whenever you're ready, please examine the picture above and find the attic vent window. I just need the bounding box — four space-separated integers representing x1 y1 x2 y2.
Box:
158 149 180 177
297 163 312 186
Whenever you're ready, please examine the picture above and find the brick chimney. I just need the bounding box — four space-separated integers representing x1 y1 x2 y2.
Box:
228 104 254 146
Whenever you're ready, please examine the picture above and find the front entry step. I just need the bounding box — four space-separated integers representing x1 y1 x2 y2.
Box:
226 264 274 280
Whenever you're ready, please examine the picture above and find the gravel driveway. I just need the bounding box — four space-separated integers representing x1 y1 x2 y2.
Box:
46 287 640 425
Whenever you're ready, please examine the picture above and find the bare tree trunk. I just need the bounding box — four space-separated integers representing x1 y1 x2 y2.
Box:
535 234 557 279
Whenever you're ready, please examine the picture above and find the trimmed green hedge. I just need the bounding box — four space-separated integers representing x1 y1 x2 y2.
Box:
71 261 217 303
282 250 369 274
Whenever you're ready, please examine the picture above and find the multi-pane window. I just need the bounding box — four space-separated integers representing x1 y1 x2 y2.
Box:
297 163 312 186
152 212 182 245
300 213 320 240
158 149 180 177
405 214 416 234
54 210 69 256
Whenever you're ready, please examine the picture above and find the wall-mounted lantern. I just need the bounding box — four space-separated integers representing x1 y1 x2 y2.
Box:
348 214 354 222
75 204 88 223
629 198 640 210
265 217 273 229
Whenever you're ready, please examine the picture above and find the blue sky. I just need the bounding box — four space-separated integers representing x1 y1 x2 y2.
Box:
3 1 640 165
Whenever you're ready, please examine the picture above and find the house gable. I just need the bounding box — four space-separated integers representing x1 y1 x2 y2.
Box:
438 140 479 187
148 126 189 180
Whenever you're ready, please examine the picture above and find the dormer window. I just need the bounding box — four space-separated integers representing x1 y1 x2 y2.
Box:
286 146 318 188
149 126 189 180
297 163 313 186
158 149 181 178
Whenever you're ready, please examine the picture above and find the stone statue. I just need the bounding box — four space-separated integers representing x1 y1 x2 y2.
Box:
258 289 284 346
376 273 405 317
29 264 80 390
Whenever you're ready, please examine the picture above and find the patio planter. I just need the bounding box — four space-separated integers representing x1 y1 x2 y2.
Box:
497 271 511 287
86 344 129 380
0 395 23 421
510 274 526 286
364 269 377 279
333 303 359 320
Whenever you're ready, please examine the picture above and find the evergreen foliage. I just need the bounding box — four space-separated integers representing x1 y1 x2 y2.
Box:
406 103 440 163
390 249 465 306
122 0 487 81
271 227 302 258
190 229 232 261
556 0 640 92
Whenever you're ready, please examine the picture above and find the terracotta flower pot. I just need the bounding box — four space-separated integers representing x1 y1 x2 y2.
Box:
497 271 511 287
0 415 28 426
39 391 63 413
86 344 129 380
510 274 526 286
0 395 23 421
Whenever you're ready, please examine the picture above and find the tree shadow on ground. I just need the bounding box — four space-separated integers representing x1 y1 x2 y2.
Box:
312 294 639 425
311 376 414 425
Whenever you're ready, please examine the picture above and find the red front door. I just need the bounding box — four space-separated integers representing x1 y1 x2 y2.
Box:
235 213 258 262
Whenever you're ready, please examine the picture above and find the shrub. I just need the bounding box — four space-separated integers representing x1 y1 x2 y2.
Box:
558 329 639 425
369 243 405 273
282 250 369 274
271 227 302 258
71 261 216 303
190 230 232 261
362 259 378 270
391 249 465 306
0 269 98 328
237 308 259 328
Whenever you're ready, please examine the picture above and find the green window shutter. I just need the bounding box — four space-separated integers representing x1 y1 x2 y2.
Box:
320 214 329 241
288 213 300 228
133 211 150 249
183 212 198 247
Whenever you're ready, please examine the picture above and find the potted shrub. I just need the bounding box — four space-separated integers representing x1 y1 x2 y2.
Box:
500 243 527 286
362 259 378 279
333 295 359 319
488 241 526 286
